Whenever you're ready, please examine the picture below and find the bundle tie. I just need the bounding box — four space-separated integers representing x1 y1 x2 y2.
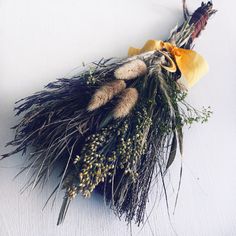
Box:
128 39 208 88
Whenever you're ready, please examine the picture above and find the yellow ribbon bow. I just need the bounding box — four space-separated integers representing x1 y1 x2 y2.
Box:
128 40 208 88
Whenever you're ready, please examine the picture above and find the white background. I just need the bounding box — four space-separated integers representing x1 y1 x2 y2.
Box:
0 0 236 235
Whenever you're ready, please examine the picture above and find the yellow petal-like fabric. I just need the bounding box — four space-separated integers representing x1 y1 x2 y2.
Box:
140 40 164 54
128 47 142 57
128 40 208 88
171 47 208 88
128 40 163 57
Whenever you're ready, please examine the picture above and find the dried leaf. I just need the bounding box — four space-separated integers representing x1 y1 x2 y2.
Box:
166 132 177 170
177 127 183 155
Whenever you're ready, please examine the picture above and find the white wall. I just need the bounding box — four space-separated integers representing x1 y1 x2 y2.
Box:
0 0 235 235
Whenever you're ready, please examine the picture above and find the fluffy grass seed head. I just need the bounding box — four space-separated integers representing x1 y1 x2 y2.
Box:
114 59 147 80
87 80 126 111
113 88 139 119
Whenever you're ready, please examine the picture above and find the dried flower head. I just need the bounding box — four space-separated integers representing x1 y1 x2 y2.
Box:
114 59 147 80
113 88 139 119
87 80 126 111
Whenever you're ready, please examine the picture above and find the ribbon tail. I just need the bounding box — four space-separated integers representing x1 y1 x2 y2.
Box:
174 48 209 88
128 40 164 57
128 47 141 57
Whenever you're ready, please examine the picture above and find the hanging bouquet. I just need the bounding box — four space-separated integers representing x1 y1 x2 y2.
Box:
2 1 216 226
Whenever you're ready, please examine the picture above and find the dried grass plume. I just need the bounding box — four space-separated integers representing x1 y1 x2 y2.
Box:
114 59 147 80
87 80 126 111
113 88 139 119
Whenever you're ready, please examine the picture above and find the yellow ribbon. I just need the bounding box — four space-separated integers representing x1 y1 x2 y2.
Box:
128 40 208 88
